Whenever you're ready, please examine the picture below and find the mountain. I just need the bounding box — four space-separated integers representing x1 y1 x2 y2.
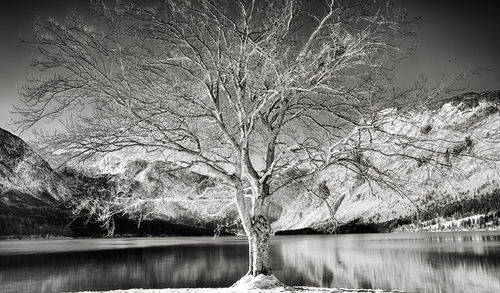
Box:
3 90 500 236
0 128 69 205
0 128 222 237
273 90 500 231
0 128 74 237
47 90 500 234
67 153 242 233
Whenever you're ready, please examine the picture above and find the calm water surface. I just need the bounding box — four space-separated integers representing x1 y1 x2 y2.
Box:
1 231 499 293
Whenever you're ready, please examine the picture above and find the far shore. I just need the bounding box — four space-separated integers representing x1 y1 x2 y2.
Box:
2 225 499 241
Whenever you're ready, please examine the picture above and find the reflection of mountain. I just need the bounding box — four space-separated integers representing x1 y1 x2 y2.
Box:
0 242 249 293
2 233 499 293
274 233 500 293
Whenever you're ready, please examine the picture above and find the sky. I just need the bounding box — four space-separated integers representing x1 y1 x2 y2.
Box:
0 0 499 139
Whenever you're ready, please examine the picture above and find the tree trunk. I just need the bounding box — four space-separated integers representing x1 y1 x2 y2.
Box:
234 183 273 276
233 148 274 277
247 214 272 276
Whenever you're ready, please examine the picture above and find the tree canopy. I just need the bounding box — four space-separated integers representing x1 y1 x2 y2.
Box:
15 0 476 278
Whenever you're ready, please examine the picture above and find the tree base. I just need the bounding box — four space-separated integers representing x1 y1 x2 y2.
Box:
231 274 290 290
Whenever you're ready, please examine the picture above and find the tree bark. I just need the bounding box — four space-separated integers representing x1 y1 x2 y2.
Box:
234 183 273 276
248 214 272 275
236 143 274 276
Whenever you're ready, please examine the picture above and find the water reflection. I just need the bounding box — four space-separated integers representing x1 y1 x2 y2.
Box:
0 244 248 292
273 233 500 293
0 231 499 293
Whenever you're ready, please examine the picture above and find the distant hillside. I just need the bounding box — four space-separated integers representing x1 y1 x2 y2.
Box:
4 90 500 236
36 90 500 234
0 128 72 237
0 128 228 238
273 90 500 232
0 128 69 204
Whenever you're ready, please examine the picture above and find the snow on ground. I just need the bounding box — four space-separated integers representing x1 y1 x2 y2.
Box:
74 275 404 293
73 287 402 293
417 214 486 231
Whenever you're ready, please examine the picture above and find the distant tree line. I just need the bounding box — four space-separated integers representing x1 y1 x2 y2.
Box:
0 203 73 238
421 188 500 221
0 201 231 239
325 189 500 234
383 189 500 232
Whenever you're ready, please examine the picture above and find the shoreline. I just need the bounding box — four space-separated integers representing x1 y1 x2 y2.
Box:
3 226 499 240
72 275 405 293
74 287 404 293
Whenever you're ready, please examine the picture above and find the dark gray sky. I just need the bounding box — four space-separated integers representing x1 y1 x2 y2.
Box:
1 0 499 139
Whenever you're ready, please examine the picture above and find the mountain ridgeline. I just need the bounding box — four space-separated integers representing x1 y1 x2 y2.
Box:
0 128 228 237
1 90 500 237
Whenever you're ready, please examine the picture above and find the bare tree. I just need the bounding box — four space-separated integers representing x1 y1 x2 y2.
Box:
15 0 475 282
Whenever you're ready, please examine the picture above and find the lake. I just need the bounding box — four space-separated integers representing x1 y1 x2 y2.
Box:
1 231 499 293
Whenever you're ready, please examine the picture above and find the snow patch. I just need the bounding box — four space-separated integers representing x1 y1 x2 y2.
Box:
232 274 289 290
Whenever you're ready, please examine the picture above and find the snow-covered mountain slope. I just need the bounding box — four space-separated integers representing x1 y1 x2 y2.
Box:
273 91 500 231
0 128 69 206
112 159 238 226
40 90 500 233
60 155 241 230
